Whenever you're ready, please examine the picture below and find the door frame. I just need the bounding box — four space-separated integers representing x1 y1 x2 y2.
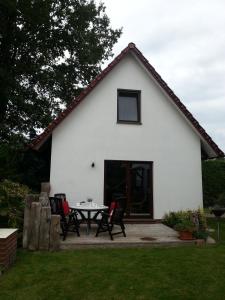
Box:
104 160 154 219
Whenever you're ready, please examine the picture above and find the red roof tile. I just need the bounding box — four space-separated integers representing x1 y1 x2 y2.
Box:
30 43 224 157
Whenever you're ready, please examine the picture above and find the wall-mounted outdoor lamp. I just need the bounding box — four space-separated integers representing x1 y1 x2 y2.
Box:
91 162 95 168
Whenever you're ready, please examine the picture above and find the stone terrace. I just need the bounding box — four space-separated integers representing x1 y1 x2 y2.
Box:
60 224 196 249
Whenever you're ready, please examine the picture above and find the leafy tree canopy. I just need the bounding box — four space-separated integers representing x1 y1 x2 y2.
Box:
0 0 122 141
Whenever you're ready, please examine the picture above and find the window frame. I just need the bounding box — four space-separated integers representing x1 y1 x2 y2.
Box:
117 89 141 124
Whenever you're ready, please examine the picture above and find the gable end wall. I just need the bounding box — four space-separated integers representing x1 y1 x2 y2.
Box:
50 54 203 218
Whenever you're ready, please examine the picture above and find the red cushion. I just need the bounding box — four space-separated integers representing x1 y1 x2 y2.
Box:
62 200 70 216
109 201 118 221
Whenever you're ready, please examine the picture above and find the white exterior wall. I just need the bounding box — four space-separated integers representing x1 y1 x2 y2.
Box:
50 54 203 219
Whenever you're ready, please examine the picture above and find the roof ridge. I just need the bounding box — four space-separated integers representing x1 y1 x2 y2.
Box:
29 43 224 157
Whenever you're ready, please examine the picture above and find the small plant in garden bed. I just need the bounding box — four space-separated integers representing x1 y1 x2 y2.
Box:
163 210 193 228
174 219 195 240
174 219 195 232
162 212 181 228
163 209 208 241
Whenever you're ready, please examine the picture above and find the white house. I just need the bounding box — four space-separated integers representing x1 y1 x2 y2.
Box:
31 43 224 219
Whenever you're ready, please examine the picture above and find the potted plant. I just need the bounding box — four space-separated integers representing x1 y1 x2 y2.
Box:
174 219 195 240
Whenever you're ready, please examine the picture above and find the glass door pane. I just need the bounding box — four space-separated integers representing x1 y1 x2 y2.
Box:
130 162 152 215
104 160 153 218
104 161 127 207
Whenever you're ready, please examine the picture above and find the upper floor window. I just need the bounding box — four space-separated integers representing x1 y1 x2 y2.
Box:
117 89 141 124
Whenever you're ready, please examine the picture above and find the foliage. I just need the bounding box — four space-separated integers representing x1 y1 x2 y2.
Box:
0 0 122 141
202 159 225 207
215 192 225 208
162 211 180 228
0 179 29 229
174 219 195 232
163 209 208 236
163 210 193 228
1 247 225 299
0 134 50 191
0 134 25 182
193 230 208 240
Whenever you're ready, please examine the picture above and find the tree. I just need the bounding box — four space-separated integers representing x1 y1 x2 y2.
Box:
0 133 50 190
0 0 122 141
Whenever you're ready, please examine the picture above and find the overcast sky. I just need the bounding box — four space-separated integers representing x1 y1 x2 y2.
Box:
101 0 225 153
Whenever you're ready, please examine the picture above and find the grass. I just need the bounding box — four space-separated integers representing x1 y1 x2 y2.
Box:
1 218 225 300
0 245 225 300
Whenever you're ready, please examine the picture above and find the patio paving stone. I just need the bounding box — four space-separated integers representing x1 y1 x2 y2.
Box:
60 223 196 249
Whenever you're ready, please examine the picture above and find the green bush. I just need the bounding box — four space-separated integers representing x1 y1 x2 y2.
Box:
0 179 30 229
162 212 180 227
163 210 193 227
202 159 225 207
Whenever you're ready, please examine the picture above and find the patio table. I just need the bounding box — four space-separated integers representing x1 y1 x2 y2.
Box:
70 203 108 235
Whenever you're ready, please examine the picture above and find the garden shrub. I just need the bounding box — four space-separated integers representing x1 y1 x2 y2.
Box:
162 212 179 228
0 179 30 230
163 209 208 238
163 210 193 227
202 159 225 207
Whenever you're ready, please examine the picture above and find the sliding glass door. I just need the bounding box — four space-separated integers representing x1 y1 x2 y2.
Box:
104 160 153 218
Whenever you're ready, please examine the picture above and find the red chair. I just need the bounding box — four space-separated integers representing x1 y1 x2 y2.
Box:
95 207 126 240
49 194 80 240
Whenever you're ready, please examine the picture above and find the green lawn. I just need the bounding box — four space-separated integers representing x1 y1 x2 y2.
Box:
1 218 225 300
1 244 225 300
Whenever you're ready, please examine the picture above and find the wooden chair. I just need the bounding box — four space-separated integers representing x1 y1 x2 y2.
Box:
95 207 126 240
49 195 80 240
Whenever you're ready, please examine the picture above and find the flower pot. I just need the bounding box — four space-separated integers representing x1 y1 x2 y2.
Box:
178 230 193 240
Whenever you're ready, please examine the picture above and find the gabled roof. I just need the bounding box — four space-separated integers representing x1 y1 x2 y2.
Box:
30 43 224 158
